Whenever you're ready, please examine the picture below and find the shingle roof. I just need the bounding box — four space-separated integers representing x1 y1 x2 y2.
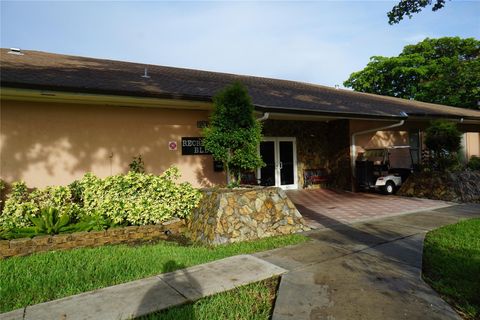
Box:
1 48 480 121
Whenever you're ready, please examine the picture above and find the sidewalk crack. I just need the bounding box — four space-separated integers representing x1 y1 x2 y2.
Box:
157 276 192 302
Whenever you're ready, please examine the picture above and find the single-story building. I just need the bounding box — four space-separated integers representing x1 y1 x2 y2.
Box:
1 48 480 190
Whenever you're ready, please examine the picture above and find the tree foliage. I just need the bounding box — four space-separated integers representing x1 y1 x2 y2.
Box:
424 120 462 172
388 0 447 24
203 82 264 185
344 37 480 109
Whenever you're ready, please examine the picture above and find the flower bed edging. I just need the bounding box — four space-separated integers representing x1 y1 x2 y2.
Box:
0 219 185 259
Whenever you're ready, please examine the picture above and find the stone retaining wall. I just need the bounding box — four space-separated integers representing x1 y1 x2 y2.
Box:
398 170 480 202
0 219 185 259
188 187 310 245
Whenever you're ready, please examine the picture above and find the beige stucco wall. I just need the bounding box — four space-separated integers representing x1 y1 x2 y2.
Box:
349 120 411 155
0 100 225 188
465 132 480 159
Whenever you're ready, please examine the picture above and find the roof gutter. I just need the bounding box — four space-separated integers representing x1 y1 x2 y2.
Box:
254 104 408 121
350 112 408 185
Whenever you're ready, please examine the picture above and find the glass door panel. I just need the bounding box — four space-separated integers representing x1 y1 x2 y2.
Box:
279 141 294 186
259 141 276 186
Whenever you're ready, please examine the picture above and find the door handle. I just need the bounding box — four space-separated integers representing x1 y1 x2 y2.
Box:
279 162 283 170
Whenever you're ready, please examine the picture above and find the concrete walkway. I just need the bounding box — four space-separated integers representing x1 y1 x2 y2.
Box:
0 255 286 320
254 203 480 320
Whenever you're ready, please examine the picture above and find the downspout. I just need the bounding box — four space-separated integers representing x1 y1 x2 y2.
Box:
257 112 270 122
350 112 408 190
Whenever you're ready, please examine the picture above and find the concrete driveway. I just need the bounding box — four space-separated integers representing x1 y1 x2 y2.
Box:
286 189 452 229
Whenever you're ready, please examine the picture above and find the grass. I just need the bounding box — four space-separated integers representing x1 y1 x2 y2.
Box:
422 218 480 319
139 278 279 320
0 234 307 313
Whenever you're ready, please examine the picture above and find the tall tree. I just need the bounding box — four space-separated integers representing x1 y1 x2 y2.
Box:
344 37 480 109
203 82 264 185
388 0 448 24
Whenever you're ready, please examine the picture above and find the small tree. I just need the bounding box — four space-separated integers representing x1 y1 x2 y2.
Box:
203 82 264 185
424 120 462 172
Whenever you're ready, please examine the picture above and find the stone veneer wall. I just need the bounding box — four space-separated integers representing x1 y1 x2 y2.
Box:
398 171 480 203
326 120 352 190
0 219 185 259
188 187 310 245
262 119 351 190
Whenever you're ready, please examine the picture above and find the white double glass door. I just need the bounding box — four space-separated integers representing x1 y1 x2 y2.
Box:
258 137 298 190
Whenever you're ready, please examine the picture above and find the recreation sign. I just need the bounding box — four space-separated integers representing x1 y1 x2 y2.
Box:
181 137 211 155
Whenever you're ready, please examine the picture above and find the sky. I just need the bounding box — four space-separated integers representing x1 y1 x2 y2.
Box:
1 1 479 88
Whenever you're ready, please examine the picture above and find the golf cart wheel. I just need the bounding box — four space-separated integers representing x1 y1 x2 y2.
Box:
385 181 395 195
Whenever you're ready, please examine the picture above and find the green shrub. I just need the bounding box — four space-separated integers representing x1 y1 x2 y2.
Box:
424 120 462 172
0 167 201 231
68 180 84 204
0 211 114 240
63 213 116 233
0 179 6 212
1 181 37 228
0 182 81 229
29 207 70 235
129 155 145 173
467 156 480 171
1 207 71 239
79 167 201 225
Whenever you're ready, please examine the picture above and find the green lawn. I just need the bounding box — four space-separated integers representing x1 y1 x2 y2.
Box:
0 234 307 313
139 278 279 320
423 218 480 319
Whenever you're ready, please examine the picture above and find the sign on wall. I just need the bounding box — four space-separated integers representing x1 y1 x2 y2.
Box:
181 137 212 155
168 141 177 151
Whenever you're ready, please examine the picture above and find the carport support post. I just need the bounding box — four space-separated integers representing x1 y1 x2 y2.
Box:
350 117 407 192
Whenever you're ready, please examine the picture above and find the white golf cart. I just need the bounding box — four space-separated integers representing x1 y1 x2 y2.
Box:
356 146 415 195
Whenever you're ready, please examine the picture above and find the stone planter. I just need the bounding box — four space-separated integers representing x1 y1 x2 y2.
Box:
187 187 310 245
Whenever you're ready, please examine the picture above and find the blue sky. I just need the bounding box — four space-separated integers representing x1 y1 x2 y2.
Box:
1 1 479 87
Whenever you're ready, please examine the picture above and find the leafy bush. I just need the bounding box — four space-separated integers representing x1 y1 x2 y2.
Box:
467 156 480 171
0 182 81 229
79 167 201 225
29 207 70 235
0 167 201 232
424 120 462 172
1 207 70 239
0 179 6 212
0 210 114 240
129 155 145 173
63 213 116 233
68 179 84 204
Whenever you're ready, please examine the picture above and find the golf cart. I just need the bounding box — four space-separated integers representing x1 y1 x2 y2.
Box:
356 146 415 195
